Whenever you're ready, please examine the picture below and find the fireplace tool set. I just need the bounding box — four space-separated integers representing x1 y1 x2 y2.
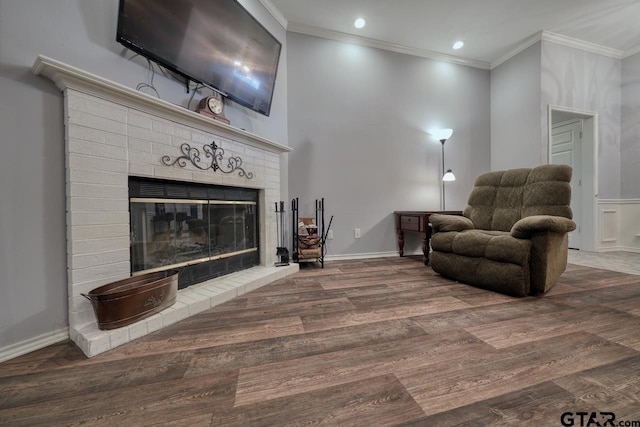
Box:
291 197 332 268
274 201 290 266
276 198 333 267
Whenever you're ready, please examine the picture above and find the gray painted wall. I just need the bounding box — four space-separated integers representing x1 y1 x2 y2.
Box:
490 42 542 170
286 32 491 257
0 0 288 350
621 52 640 198
491 40 623 199
541 41 622 199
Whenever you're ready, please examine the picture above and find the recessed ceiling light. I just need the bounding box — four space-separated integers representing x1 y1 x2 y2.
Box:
354 18 366 29
453 41 464 50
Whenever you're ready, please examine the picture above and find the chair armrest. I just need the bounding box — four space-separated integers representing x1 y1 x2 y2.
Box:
510 215 576 239
431 214 475 233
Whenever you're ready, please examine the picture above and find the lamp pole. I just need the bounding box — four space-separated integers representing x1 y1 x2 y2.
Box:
433 129 453 211
440 139 446 211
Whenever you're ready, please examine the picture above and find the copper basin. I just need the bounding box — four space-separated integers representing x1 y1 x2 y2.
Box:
82 270 179 330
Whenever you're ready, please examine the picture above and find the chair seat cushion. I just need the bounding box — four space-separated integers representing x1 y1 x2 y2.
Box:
431 229 531 266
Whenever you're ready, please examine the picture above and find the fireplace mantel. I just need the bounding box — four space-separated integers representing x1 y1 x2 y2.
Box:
32 55 297 357
32 55 291 155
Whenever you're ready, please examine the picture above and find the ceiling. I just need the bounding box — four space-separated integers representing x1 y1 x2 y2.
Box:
266 0 640 68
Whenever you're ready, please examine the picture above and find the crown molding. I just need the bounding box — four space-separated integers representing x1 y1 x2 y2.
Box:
287 22 491 70
286 23 631 70
490 30 628 69
541 30 625 59
272 8 634 68
491 31 544 69
623 45 640 59
257 0 288 29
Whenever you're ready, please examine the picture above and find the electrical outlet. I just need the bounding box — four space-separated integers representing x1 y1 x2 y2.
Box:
327 230 334 239
354 228 361 239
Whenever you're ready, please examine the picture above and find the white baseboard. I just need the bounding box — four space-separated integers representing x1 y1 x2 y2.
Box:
324 249 424 261
324 251 399 261
617 246 640 254
598 246 624 253
596 246 640 253
401 250 426 257
0 328 69 363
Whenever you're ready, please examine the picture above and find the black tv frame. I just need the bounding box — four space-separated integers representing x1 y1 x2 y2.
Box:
116 0 282 116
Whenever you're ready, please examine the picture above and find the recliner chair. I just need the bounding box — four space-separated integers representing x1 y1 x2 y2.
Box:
430 164 576 297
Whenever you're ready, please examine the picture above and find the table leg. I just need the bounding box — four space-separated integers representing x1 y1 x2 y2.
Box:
423 225 433 266
421 233 428 265
397 229 405 256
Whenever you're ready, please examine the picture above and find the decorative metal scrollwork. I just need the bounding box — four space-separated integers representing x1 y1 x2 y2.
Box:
161 141 254 179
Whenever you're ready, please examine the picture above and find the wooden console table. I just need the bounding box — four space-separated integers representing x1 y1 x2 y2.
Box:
394 211 463 265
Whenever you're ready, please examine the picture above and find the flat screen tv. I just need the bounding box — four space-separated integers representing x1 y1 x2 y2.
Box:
117 0 282 116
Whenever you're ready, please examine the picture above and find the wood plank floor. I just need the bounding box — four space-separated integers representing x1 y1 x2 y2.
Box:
1 256 640 426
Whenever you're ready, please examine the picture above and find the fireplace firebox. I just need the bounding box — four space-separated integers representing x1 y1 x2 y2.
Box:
129 178 259 289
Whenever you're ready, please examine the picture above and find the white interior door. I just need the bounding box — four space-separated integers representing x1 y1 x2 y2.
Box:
551 120 582 249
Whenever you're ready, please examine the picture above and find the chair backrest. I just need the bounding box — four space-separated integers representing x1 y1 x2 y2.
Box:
463 164 573 231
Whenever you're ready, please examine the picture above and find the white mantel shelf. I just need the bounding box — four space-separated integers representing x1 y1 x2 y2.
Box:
32 54 291 154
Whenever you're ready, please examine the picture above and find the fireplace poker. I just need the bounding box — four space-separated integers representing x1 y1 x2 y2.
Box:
275 201 289 266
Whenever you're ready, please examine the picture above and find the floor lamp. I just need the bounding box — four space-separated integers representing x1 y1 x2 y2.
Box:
433 129 455 211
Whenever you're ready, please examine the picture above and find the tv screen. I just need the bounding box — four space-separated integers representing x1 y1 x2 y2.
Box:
117 0 282 116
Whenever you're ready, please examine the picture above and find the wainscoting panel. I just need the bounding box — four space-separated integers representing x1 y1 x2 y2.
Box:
598 200 640 253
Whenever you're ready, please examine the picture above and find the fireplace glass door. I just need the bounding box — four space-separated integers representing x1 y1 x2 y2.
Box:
130 199 257 275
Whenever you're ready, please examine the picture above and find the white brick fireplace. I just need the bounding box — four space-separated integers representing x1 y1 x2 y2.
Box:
32 55 297 357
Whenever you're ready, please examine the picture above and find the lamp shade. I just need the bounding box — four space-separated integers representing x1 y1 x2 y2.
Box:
433 128 453 142
443 169 456 181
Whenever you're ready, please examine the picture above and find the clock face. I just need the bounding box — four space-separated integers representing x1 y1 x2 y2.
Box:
207 96 223 115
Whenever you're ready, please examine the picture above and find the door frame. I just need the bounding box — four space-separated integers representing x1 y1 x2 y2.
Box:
551 118 583 250
547 105 599 252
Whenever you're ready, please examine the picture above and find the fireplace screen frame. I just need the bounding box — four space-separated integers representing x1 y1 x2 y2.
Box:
129 177 260 289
